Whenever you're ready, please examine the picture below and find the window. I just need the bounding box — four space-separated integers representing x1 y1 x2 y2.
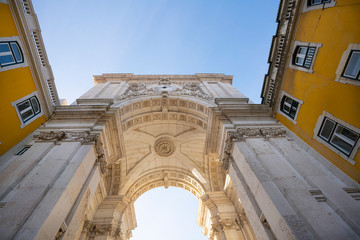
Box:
342 50 360 81
318 118 359 157
293 46 316 69
280 95 299 119
0 37 27 72
16 96 41 123
11 92 43 128
289 41 321 73
335 44 360 86
314 112 360 164
303 0 336 12
308 0 330 6
278 92 303 124
0 41 24 67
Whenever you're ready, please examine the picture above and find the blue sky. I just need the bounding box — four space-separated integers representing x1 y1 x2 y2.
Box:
33 1 279 238
33 0 279 104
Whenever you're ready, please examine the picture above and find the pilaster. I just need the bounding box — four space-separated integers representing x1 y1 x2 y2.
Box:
227 125 360 239
201 192 246 240
82 196 132 240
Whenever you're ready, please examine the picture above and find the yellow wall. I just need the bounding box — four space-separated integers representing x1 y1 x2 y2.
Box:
277 1 360 181
0 4 46 156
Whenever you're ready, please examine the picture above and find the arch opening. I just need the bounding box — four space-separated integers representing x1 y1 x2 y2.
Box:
131 187 208 240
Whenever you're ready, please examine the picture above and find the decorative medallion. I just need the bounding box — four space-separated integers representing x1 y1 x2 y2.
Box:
154 138 176 157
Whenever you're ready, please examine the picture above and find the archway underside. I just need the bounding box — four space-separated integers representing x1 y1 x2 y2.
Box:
81 96 254 240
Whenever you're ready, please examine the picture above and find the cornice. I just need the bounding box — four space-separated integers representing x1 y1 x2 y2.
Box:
261 0 300 107
9 0 60 112
93 73 233 84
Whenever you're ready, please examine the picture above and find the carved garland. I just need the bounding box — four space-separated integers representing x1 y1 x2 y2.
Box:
222 127 286 170
34 131 108 174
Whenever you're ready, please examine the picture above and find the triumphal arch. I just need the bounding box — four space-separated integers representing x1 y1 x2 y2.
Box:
1 74 360 240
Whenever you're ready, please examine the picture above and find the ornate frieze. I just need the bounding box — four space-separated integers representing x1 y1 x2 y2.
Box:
222 127 286 170
34 131 97 144
114 79 214 102
82 222 122 239
34 131 108 174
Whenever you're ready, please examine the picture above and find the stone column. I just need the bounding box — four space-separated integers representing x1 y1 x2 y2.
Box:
84 196 130 240
0 131 101 240
225 127 360 239
201 192 246 240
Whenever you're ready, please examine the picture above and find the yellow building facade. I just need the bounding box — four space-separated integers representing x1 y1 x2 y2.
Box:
263 0 360 181
0 1 59 157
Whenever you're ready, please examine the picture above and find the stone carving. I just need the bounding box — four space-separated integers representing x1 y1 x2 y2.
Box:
82 222 122 239
154 138 176 157
94 137 108 174
239 212 248 225
222 132 237 171
82 220 94 236
114 80 214 102
260 128 287 140
221 218 240 230
34 131 108 173
222 127 286 170
94 224 112 236
34 131 97 144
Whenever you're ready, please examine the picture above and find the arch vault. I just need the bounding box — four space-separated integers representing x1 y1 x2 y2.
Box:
1 74 360 240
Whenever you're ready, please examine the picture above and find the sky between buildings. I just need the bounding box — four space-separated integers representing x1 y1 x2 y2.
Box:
32 0 279 239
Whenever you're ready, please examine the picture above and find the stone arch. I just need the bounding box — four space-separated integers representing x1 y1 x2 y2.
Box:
126 170 206 201
109 95 223 196
83 93 248 240
10 75 261 240
116 96 214 134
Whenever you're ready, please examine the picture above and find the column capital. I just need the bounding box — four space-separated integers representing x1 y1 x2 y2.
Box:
222 127 286 170
220 217 241 230
82 222 122 240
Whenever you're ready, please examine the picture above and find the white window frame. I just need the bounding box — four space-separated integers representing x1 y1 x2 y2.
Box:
314 111 360 165
289 41 322 73
335 43 360 87
302 0 336 12
278 91 303 124
11 91 44 128
0 37 28 72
